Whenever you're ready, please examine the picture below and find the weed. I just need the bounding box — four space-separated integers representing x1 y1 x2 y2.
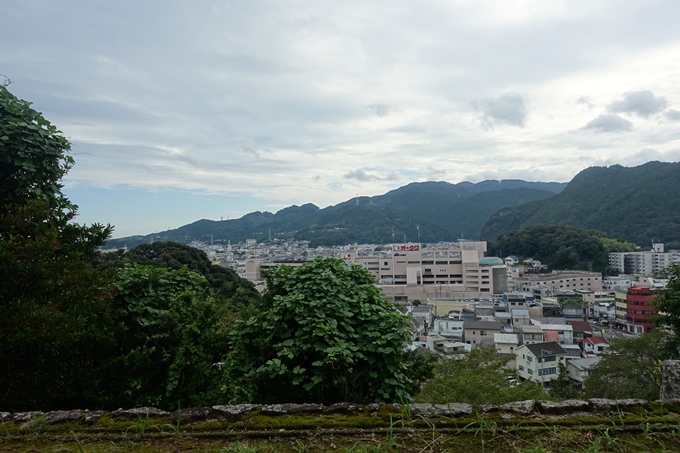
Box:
221 441 261 453
292 439 310 453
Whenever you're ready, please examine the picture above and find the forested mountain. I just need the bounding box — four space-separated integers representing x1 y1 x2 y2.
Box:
480 161 680 245
106 180 564 248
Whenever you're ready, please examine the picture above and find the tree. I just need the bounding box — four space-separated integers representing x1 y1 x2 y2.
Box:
221 257 413 404
413 348 548 405
94 265 230 409
583 331 666 400
549 362 580 400
652 263 680 358
97 241 261 306
0 85 115 411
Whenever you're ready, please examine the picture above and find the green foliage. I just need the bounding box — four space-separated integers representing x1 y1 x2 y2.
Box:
549 362 581 400
222 257 413 404
0 85 74 212
413 348 548 405
0 86 116 411
652 263 680 358
98 265 230 409
98 241 261 306
583 331 666 400
482 161 680 245
488 225 632 274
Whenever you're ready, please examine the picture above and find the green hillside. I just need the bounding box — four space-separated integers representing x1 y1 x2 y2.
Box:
105 180 564 248
481 161 680 245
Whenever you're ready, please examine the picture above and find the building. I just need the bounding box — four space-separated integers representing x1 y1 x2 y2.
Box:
583 336 610 356
519 325 545 345
609 243 680 275
351 242 508 303
244 242 508 304
566 357 601 388
463 320 503 348
625 286 658 334
519 271 603 293
516 342 569 385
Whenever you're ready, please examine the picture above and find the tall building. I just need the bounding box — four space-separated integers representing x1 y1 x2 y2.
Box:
245 241 507 304
625 286 657 334
348 242 507 304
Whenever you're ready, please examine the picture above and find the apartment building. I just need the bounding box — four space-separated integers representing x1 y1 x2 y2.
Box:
519 271 603 292
609 243 680 275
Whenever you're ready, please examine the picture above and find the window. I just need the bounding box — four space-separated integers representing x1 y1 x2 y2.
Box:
528 368 533 375
480 330 488 336
518 365 524 371
538 367 557 376
527 356 533 363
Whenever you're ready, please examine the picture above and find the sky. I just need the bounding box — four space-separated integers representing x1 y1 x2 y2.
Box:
2 0 680 238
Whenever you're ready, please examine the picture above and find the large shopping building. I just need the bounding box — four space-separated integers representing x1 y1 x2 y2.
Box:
245 242 508 304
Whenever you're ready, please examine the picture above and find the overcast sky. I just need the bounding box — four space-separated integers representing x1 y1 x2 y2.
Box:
3 1 680 237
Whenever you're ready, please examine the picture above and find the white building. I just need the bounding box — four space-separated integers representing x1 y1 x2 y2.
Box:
516 342 569 385
609 244 680 275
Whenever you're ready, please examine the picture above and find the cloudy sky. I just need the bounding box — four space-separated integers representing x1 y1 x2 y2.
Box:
3 1 680 237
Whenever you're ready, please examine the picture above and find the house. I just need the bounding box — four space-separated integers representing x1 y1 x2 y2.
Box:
411 304 434 330
463 320 503 348
567 357 601 388
516 342 569 385
519 325 544 345
431 319 464 341
511 309 531 327
567 321 593 345
582 336 610 356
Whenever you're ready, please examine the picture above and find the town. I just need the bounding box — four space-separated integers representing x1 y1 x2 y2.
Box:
182 237 680 389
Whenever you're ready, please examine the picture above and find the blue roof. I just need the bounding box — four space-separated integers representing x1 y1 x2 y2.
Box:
479 257 504 265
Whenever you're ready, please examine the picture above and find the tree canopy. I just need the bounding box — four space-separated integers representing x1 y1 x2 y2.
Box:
0 86 115 411
583 331 666 401
221 257 413 404
652 263 680 358
488 225 635 274
413 348 547 405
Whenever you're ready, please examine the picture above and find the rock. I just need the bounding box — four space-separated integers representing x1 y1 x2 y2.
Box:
111 407 169 421
391 403 402 412
537 400 590 415
661 360 680 400
326 402 364 413
212 404 259 420
408 403 432 415
0 412 11 422
83 410 108 424
434 403 474 417
44 410 86 424
171 407 210 424
12 412 41 422
501 400 536 416
589 398 648 413
480 403 499 413
260 403 323 416
365 403 382 412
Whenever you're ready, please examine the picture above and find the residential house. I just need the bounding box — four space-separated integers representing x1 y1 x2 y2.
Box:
583 336 610 356
463 320 503 348
516 342 569 385
519 325 544 345
567 357 601 388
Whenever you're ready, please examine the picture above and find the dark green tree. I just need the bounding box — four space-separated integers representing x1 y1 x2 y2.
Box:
98 241 260 306
413 347 548 405
96 265 229 409
583 331 666 400
0 85 115 411
548 362 580 400
221 257 413 404
652 263 680 358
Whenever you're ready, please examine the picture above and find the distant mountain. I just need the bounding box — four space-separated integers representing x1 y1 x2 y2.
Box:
480 161 680 245
105 179 566 249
